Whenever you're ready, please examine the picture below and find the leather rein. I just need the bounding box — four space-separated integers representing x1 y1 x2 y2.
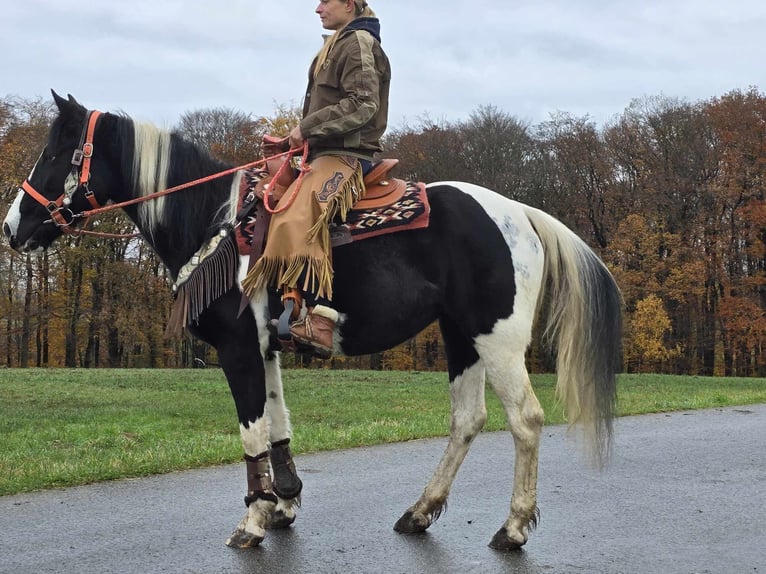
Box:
19 108 306 240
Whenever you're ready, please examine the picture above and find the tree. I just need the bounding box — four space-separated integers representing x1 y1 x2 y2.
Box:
703 88 766 375
175 107 265 166
457 105 533 201
534 112 620 248
627 294 680 372
0 97 55 367
383 116 467 182
3 91 766 376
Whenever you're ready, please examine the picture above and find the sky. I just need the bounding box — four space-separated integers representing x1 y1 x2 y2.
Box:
2 0 765 131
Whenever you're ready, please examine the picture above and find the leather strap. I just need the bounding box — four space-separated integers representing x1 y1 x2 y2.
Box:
243 452 277 506
76 110 102 187
237 200 272 318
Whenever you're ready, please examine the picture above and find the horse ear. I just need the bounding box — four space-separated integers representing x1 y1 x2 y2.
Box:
51 90 68 110
51 90 85 117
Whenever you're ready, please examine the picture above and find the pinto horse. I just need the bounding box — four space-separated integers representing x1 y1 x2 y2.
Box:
3 93 622 551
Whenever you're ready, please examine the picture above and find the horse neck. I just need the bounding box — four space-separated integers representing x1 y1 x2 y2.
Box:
110 116 238 277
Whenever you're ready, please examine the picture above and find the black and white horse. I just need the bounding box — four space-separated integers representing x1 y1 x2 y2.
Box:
3 93 622 551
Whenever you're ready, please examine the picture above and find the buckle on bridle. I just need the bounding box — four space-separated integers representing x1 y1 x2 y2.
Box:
43 206 75 227
71 149 84 166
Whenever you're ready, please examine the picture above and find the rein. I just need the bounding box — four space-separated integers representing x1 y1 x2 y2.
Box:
20 108 308 239
262 143 311 214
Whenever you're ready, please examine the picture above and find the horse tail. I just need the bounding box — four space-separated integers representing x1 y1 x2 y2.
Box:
523 205 622 467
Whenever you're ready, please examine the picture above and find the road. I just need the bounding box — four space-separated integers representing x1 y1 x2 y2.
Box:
1 405 764 574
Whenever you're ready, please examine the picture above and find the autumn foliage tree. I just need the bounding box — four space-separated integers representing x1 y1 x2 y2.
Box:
1 88 765 375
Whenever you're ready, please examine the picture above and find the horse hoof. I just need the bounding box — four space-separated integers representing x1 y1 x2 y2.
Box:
393 511 430 534
266 509 296 530
226 529 264 549
488 527 526 551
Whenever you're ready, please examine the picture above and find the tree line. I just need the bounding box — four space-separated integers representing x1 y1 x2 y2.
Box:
1 88 764 375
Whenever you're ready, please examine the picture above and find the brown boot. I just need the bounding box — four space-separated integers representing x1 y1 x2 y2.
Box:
289 305 338 359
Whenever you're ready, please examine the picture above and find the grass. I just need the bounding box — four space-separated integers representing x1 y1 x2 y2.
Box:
0 368 764 495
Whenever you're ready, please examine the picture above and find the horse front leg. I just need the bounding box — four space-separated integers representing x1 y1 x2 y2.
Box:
263 353 302 529
226 417 277 548
214 339 276 549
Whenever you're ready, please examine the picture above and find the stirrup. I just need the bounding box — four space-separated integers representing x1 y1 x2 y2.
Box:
277 289 302 343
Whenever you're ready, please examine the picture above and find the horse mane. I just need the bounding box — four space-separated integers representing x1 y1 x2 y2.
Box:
113 117 239 259
131 121 172 231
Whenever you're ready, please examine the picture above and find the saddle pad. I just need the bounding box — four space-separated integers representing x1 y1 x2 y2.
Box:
236 169 430 255
330 181 429 246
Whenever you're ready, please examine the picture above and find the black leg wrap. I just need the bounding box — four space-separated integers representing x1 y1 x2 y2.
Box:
243 452 278 507
270 439 303 499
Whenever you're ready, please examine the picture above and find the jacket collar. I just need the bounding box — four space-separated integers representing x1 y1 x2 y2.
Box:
344 17 381 43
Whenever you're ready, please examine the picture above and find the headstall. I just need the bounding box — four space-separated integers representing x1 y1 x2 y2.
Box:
20 109 103 232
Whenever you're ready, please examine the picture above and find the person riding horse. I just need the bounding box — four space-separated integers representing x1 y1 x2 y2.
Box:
242 0 391 359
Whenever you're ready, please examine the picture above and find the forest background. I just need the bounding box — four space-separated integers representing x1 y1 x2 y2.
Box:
1 88 764 376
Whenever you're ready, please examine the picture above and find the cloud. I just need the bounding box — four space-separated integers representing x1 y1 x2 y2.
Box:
2 0 764 130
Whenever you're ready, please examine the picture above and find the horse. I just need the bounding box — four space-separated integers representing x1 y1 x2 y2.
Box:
3 92 622 551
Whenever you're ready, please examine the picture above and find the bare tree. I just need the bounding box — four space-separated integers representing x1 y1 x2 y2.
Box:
174 107 265 165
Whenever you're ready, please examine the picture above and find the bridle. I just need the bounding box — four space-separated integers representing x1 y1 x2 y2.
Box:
20 109 104 233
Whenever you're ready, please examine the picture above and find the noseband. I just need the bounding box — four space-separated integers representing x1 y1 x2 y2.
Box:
20 109 104 232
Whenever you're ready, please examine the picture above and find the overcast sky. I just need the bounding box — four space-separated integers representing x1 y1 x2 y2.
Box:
2 1 765 130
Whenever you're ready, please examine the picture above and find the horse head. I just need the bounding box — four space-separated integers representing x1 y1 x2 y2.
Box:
3 91 114 252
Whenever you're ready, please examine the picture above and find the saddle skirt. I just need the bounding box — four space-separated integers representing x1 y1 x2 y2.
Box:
236 165 430 256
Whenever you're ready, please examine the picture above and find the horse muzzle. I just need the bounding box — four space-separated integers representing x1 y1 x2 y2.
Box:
4 222 48 253
2 222 21 252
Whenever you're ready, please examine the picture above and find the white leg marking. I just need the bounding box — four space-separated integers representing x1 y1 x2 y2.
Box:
227 498 272 545
478 323 544 546
235 255 294 443
412 361 487 519
239 417 269 458
265 357 292 442
238 257 272 355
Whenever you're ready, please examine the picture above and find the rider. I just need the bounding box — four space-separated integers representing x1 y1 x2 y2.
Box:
243 0 391 359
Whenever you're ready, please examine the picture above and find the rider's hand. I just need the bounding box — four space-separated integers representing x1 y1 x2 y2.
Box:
288 125 305 150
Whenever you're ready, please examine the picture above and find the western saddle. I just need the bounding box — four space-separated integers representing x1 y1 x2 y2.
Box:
259 135 406 209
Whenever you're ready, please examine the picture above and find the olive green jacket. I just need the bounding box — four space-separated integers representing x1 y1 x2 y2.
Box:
299 21 391 161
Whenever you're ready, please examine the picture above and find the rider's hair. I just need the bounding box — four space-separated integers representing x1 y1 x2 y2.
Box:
313 1 377 79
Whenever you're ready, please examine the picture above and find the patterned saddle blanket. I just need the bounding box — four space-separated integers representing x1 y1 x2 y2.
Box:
236 168 430 256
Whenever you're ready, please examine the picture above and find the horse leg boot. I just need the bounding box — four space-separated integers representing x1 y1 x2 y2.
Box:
226 451 278 547
266 439 302 529
289 304 338 359
226 419 277 548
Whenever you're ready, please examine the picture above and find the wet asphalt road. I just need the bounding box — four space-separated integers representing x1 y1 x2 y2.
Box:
1 405 764 574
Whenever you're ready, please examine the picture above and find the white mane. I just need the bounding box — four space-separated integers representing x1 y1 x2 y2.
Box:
132 121 171 233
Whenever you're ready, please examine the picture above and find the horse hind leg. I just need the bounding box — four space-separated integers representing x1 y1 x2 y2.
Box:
476 325 544 551
395 321 487 534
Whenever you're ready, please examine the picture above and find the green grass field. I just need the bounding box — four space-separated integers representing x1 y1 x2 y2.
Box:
1 368 764 495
